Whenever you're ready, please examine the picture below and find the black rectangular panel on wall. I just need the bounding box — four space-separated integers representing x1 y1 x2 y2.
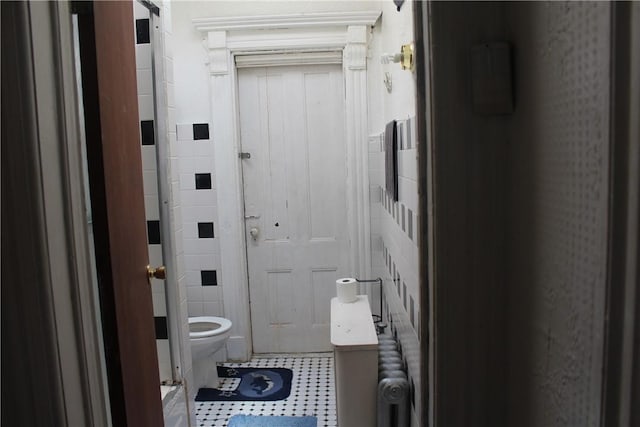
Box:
141 120 155 145
135 19 150 44
201 270 218 286
411 378 416 408
198 222 215 238
401 205 406 231
147 220 161 244
193 123 210 140
410 296 415 327
408 209 414 240
154 316 168 339
403 282 407 308
195 173 212 190
384 120 398 201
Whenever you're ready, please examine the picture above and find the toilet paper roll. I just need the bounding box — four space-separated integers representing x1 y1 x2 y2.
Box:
336 278 358 303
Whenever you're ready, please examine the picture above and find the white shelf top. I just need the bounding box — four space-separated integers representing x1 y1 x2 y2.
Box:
330 295 379 351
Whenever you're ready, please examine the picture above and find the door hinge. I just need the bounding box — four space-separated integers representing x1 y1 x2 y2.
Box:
239 152 251 159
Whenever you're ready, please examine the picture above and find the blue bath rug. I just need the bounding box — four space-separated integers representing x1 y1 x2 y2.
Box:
227 414 317 427
195 367 293 402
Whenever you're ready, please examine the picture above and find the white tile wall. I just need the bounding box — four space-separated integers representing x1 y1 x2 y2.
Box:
173 119 224 320
135 1 196 424
158 0 197 424
368 116 421 426
133 1 172 383
137 69 153 95
135 44 152 69
176 123 193 140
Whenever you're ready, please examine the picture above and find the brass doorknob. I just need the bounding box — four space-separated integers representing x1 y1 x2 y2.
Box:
147 265 167 281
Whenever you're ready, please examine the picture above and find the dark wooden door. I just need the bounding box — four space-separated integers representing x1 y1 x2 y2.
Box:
77 1 163 425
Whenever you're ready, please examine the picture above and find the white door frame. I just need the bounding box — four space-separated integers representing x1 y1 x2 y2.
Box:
194 11 380 360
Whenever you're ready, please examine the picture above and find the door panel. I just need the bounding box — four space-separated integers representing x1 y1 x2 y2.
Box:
78 2 163 425
239 65 349 353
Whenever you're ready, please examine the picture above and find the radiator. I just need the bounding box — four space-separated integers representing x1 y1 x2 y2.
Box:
377 334 410 427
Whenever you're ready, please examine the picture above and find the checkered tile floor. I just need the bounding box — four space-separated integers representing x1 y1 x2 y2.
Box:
194 354 337 427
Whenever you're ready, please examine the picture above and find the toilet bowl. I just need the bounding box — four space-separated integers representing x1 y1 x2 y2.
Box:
189 316 232 389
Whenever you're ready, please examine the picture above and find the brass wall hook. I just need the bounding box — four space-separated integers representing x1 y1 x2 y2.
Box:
380 42 415 72
400 43 414 71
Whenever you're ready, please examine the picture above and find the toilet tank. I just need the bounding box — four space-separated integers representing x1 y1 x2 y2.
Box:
331 295 379 427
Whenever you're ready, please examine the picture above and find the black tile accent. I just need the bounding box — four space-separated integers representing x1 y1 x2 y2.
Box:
411 377 416 408
407 118 413 149
136 19 150 44
154 316 168 339
401 204 406 231
195 173 212 189
201 270 218 286
198 222 215 238
193 123 210 140
410 295 415 327
403 282 407 308
147 220 161 244
141 120 155 146
408 208 414 241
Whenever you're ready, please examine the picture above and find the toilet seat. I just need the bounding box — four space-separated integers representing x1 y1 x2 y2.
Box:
189 316 232 339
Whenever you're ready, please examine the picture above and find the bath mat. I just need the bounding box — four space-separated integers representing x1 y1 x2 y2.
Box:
195 367 293 402
227 414 317 427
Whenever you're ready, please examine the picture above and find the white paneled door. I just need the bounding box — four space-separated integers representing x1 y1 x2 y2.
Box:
239 65 350 353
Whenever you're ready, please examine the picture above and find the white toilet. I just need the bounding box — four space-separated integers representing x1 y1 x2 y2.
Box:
189 316 232 389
